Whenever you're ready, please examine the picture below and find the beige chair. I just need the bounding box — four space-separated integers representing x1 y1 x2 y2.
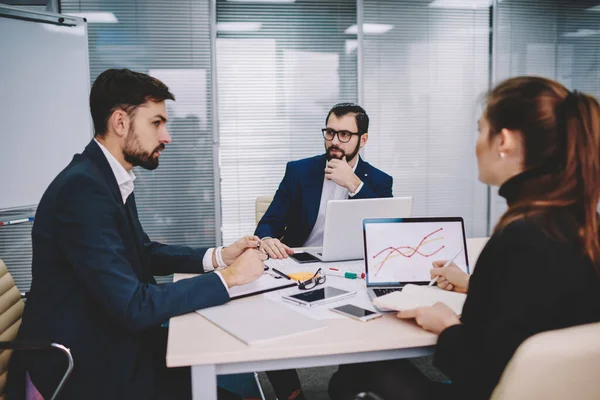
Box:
0 259 73 400
255 195 274 225
0 259 25 399
491 322 600 400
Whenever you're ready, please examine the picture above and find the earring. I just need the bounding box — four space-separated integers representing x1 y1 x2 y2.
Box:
499 152 506 159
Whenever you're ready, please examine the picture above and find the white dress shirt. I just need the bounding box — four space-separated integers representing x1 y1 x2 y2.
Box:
303 157 363 247
94 139 135 204
94 139 228 290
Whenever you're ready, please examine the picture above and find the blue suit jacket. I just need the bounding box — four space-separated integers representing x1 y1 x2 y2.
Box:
9 140 230 399
254 154 393 247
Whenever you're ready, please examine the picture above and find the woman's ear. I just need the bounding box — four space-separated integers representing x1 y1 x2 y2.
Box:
498 128 521 157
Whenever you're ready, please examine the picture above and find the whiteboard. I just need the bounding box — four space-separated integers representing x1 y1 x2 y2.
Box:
0 7 91 211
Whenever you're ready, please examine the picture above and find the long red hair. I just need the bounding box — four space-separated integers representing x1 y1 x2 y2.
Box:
486 77 600 276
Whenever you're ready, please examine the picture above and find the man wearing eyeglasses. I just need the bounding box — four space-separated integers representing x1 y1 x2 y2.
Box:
255 102 393 259
255 103 392 400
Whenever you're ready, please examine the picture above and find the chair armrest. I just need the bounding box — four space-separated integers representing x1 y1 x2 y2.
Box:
0 340 74 400
355 392 386 400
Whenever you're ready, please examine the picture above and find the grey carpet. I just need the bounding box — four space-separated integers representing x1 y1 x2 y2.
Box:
256 356 447 400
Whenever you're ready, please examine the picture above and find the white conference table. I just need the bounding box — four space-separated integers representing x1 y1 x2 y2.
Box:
166 249 443 400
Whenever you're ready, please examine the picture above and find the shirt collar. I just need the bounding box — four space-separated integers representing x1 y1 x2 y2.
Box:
351 156 360 173
94 139 136 203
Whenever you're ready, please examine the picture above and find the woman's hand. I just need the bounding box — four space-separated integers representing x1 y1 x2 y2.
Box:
430 261 470 293
396 303 461 335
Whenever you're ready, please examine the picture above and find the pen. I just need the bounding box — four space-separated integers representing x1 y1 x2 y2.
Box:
272 268 292 280
327 268 365 279
428 247 463 287
0 217 34 226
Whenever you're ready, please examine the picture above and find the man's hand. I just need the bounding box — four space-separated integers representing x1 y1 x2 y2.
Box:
219 249 266 288
430 261 470 294
260 238 294 259
325 157 362 192
396 303 461 335
219 235 261 266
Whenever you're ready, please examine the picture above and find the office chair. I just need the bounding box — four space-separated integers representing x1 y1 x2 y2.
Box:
491 321 600 400
0 259 73 400
255 195 274 225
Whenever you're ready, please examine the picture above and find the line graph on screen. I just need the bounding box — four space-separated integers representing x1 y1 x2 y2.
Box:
373 227 445 276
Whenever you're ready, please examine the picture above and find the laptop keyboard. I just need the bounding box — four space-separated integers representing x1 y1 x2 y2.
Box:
373 288 401 297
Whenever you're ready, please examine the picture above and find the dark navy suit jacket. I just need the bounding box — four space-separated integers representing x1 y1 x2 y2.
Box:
254 154 393 247
9 140 230 399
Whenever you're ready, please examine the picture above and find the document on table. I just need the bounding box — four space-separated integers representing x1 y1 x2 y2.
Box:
228 272 297 300
196 296 325 345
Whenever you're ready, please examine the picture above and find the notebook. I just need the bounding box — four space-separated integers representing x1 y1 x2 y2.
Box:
196 296 325 345
372 284 467 315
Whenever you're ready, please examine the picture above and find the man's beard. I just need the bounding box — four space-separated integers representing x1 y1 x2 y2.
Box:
123 127 165 171
325 139 361 162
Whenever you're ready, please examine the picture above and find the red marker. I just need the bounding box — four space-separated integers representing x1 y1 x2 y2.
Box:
327 267 365 279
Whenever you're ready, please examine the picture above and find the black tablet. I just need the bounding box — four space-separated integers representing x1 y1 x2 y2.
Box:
289 252 321 264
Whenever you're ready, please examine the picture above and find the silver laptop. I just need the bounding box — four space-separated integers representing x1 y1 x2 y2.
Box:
309 197 413 262
363 217 470 307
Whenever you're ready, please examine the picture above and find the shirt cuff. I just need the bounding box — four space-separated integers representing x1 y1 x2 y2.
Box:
349 181 364 197
202 248 215 272
214 271 230 294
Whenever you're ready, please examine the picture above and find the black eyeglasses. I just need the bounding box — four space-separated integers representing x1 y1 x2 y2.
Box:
321 128 360 143
298 268 326 290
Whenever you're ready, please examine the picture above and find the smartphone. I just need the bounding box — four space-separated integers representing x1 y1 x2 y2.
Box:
282 286 356 307
330 304 382 322
289 252 321 264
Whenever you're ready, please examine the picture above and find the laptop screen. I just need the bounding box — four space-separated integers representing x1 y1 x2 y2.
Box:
363 218 469 287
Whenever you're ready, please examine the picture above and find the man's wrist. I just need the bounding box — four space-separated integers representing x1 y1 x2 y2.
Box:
219 268 237 288
215 246 228 268
212 249 218 269
349 175 362 193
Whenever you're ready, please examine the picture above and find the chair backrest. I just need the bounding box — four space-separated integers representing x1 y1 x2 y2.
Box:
465 237 489 272
491 322 600 400
0 259 25 399
255 195 274 226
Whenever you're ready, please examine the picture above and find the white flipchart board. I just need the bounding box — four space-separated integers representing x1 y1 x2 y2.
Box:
0 5 91 211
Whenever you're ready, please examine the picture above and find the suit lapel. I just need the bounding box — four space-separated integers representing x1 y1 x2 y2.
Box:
84 140 148 281
304 155 327 235
353 156 369 187
124 194 153 282
84 140 124 205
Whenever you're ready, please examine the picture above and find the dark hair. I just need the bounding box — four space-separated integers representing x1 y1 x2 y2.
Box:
325 103 369 134
486 76 600 275
90 68 175 138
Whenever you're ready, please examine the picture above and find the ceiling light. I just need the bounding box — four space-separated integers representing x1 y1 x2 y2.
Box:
562 29 600 38
344 24 394 35
64 12 118 23
227 0 295 3
429 0 492 9
217 22 262 32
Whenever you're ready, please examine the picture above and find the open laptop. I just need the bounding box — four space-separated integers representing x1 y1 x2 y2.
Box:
363 217 470 305
308 197 413 262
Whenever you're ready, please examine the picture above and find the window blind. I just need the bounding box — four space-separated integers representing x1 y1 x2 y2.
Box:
0 209 35 292
490 0 600 226
362 0 490 237
216 0 358 244
61 0 216 283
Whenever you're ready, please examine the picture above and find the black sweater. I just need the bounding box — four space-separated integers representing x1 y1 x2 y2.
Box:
434 170 600 400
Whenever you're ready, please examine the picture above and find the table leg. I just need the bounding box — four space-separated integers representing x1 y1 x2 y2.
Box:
191 364 217 400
